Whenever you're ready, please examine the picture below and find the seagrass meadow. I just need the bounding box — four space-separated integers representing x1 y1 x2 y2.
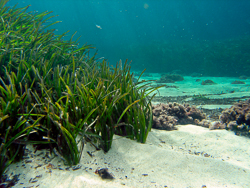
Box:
0 0 160 182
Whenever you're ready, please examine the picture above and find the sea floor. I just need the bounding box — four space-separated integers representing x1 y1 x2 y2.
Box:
138 74 250 120
4 76 250 188
5 126 250 188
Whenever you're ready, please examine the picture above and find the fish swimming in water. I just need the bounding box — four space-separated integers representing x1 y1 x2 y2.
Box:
95 24 102 29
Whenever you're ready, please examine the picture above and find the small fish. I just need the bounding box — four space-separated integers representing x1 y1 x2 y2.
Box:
96 24 102 29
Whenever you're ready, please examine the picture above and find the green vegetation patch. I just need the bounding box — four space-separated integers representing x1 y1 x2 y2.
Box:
0 0 161 181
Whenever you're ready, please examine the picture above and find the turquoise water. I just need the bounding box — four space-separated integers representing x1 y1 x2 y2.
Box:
6 0 250 76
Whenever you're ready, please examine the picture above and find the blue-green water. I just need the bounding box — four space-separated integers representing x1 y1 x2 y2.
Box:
6 0 250 76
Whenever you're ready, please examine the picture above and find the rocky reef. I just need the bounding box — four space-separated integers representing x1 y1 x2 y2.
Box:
219 99 250 135
231 80 245 84
156 74 184 83
152 102 206 130
197 120 226 130
201 80 217 85
152 98 250 134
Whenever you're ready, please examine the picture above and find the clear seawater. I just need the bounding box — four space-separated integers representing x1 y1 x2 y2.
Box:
3 2 250 187
6 0 250 77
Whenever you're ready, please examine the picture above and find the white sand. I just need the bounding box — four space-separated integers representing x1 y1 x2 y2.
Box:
7 125 250 188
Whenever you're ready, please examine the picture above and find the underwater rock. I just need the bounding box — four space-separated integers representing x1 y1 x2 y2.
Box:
239 75 248 80
209 121 226 130
95 168 114 180
165 85 179 88
201 80 217 85
219 99 250 135
156 74 184 83
197 119 211 128
193 119 226 130
231 80 245 84
152 103 206 130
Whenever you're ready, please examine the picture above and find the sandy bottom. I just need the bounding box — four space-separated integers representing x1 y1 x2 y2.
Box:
7 125 250 188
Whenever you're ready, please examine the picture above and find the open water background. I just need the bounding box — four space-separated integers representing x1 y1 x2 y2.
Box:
6 0 250 76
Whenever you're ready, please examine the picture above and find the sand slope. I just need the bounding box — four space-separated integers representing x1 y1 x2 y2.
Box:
6 125 250 188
